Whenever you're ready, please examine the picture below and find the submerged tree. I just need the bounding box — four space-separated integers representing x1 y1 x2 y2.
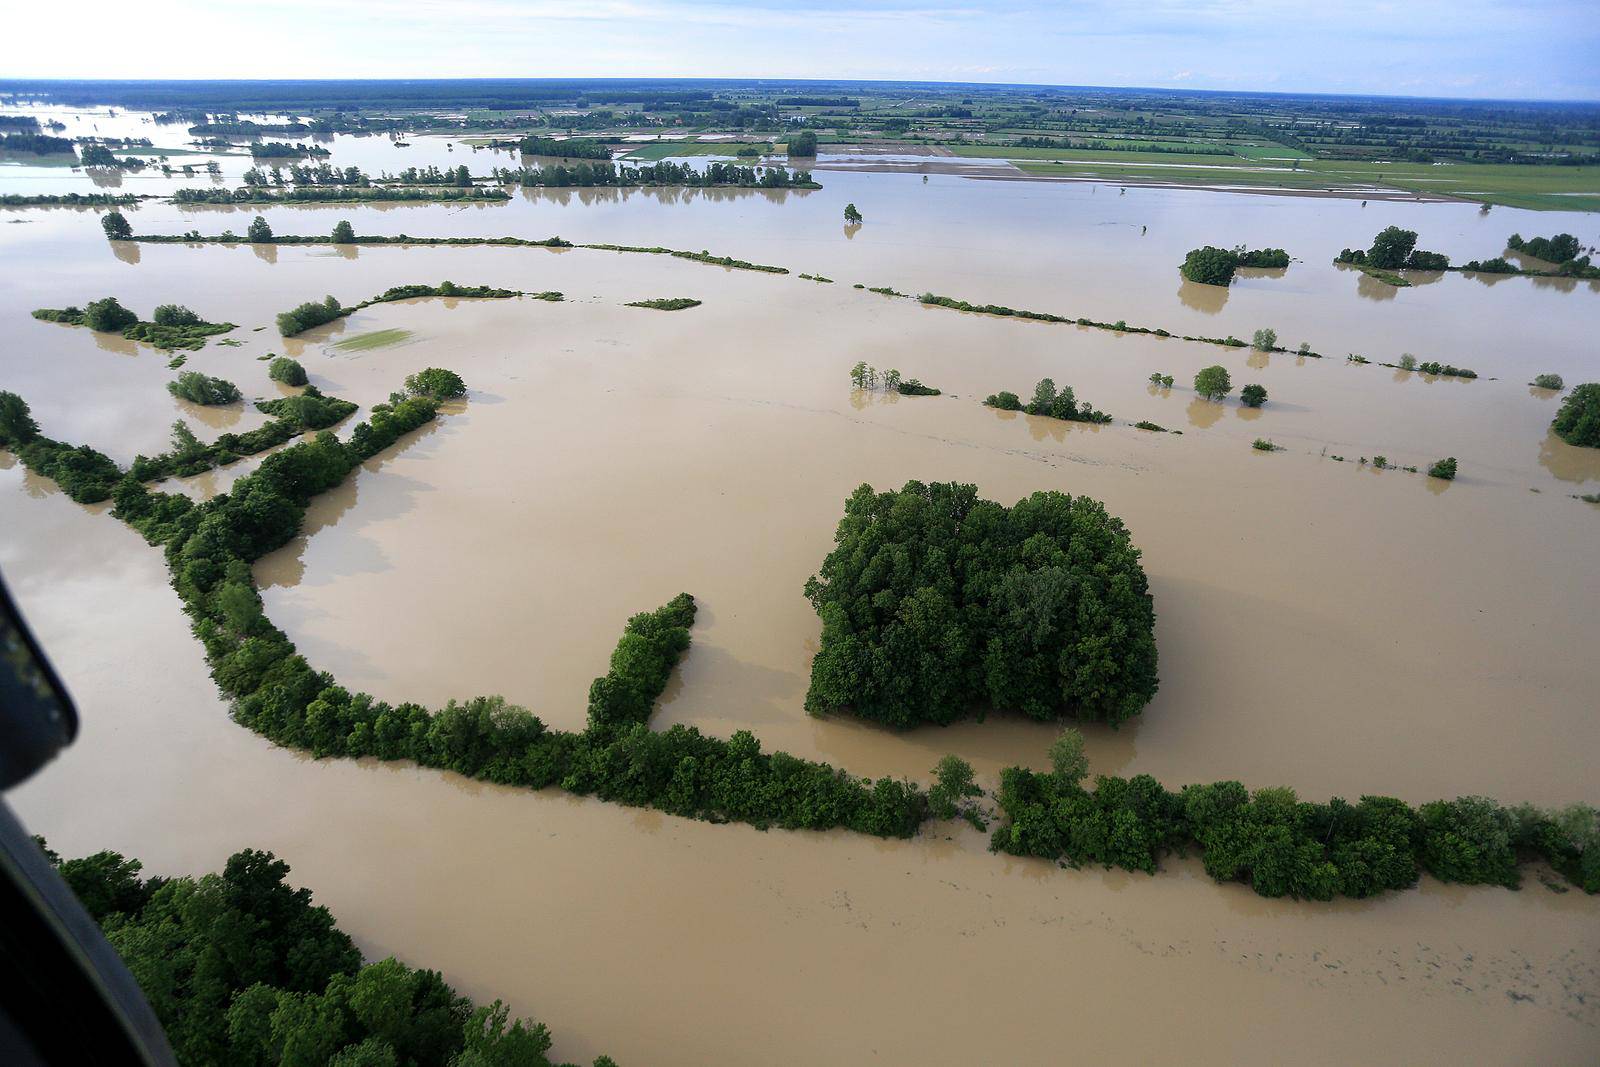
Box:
246 214 274 243
843 202 863 225
332 219 355 243
100 210 132 240
1194 365 1233 401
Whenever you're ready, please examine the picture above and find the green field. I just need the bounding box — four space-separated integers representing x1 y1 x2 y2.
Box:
333 328 413 351
1002 152 1600 210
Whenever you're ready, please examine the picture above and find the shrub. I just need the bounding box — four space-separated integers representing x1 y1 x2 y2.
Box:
983 391 1022 411
1252 438 1277 451
1240 384 1267 408
896 379 940 396
1251 328 1277 351
82 297 139 332
1551 383 1600 448
1405 250 1450 270
277 295 345 337
1194 365 1232 401
803 480 1158 727
1531 373 1564 391
151 304 201 327
404 368 467 400
268 357 308 386
167 372 241 406
1428 457 1457 480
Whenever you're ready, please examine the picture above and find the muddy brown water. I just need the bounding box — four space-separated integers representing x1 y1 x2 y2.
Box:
3 176 1599 1064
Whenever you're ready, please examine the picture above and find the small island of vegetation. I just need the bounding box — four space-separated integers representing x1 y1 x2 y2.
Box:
802 480 1157 728
33 296 236 351
1179 245 1291 286
1552 383 1600 448
625 297 702 311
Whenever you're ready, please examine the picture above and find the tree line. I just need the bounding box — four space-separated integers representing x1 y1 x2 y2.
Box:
491 159 818 189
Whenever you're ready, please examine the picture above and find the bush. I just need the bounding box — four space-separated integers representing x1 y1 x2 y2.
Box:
1251 328 1277 351
404 368 467 400
1428 457 1457 480
82 296 139 332
983 390 1022 411
1551 383 1600 448
1194 365 1232 401
1405 249 1450 270
268 356 308 386
151 304 201 327
803 480 1158 727
896 379 940 396
100 210 131 239
1252 438 1277 451
277 295 345 337
1531 373 1564 391
1240 384 1267 408
168 372 241 406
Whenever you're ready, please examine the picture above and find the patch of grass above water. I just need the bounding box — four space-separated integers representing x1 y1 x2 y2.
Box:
333 328 413 351
624 297 702 311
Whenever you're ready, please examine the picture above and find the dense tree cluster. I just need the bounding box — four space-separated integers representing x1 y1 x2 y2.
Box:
1552 383 1600 448
248 141 331 159
1179 245 1290 286
787 130 818 156
1337 226 1450 270
40 842 600 1066
518 135 613 158
405 368 468 400
624 297 702 311
803 481 1158 728
0 131 75 154
126 391 357 484
1507 232 1582 264
1428 457 1458 480
991 752 1598 899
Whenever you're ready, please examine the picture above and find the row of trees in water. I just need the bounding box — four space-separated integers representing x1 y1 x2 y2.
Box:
491 159 817 188
4 387 1597 897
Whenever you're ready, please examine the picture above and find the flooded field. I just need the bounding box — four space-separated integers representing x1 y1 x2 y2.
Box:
4 121 1600 1065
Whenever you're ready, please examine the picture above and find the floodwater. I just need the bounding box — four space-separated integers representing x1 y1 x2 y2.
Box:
4 111 1600 1065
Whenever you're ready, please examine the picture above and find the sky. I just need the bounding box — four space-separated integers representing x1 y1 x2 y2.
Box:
7 0 1600 101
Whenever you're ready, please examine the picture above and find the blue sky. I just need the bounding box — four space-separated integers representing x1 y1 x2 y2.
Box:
9 0 1600 101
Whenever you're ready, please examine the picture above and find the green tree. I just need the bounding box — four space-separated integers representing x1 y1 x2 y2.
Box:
1367 226 1418 270
0 390 40 446
1180 246 1237 286
1048 728 1089 787
101 210 132 240
1194 365 1232 401
269 357 309 386
152 304 201 327
332 220 355 243
247 215 274 243
843 202 863 225
788 130 818 157
1240 384 1268 408
1551 383 1600 448
404 368 467 400
82 296 139 332
928 755 980 820
1251 327 1277 351
1026 377 1057 415
1427 457 1457 480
